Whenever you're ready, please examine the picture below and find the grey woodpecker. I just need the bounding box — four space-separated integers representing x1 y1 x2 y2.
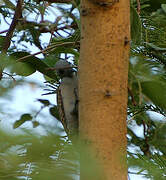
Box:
55 60 78 135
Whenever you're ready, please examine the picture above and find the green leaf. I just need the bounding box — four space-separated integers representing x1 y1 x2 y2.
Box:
49 106 60 120
141 81 166 110
130 5 142 44
0 54 13 69
13 113 33 129
149 0 166 11
32 121 40 128
53 47 79 59
11 61 36 76
29 28 42 50
2 0 15 10
37 99 50 106
161 4 166 14
11 52 58 79
52 29 80 46
13 120 25 129
19 113 33 121
145 42 166 51
43 55 60 67
10 52 36 76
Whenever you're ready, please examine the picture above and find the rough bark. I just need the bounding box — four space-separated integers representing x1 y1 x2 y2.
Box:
79 0 130 179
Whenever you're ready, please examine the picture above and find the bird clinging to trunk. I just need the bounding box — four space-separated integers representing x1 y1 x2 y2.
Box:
55 60 78 136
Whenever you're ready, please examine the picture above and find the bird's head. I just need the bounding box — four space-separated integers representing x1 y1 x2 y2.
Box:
54 60 75 78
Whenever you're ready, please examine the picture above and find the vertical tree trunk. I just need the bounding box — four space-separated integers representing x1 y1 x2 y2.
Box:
79 0 130 180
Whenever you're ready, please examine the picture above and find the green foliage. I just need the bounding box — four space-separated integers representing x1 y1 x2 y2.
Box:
128 153 166 180
142 81 166 109
128 1 166 178
37 99 51 106
49 105 60 120
0 129 102 180
130 5 142 44
11 52 58 79
13 113 33 129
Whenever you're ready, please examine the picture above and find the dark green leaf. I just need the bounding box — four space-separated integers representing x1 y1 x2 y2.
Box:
130 5 142 44
49 106 60 120
149 0 166 11
13 120 25 129
43 55 59 67
32 121 40 128
141 81 166 110
37 99 50 106
2 0 15 10
10 52 36 76
11 61 36 76
20 113 33 121
13 113 33 129
11 52 58 80
0 54 15 69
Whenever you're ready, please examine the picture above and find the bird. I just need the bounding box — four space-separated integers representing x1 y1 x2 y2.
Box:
54 60 78 136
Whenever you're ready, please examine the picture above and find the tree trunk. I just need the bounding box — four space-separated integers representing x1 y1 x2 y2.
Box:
79 0 130 180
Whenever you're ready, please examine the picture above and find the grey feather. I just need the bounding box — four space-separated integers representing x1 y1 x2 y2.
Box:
55 60 78 135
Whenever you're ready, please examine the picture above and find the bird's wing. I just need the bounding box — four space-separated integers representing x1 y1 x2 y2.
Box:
57 86 69 134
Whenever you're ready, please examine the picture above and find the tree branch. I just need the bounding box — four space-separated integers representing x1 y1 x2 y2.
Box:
2 0 23 53
136 0 140 14
128 86 137 106
38 0 72 3
0 29 9 34
17 41 79 61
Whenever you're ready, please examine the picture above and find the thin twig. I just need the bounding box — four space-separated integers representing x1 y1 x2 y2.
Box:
0 29 8 34
38 0 72 3
34 106 45 119
2 72 16 83
128 171 147 176
46 66 77 71
128 86 137 106
39 24 74 33
142 120 150 156
17 41 79 61
136 0 141 15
